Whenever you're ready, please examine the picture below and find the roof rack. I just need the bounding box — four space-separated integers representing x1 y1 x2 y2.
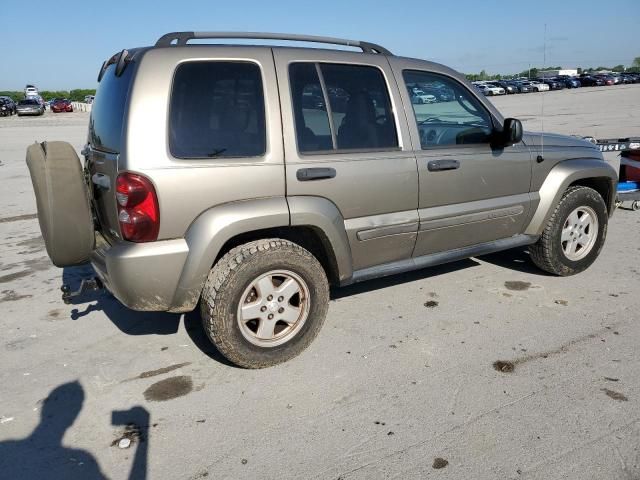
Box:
154 31 392 55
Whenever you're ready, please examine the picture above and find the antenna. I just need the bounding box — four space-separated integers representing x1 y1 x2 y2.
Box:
540 23 547 162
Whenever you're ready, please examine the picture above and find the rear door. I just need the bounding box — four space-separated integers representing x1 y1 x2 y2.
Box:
389 59 533 257
273 48 418 271
86 57 137 241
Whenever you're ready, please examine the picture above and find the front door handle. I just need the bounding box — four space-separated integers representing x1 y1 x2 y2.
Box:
296 167 336 181
427 159 460 172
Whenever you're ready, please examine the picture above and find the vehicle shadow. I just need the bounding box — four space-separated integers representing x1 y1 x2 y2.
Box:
331 258 480 299
477 247 553 276
62 265 236 367
61 248 543 366
63 265 181 336
0 381 150 480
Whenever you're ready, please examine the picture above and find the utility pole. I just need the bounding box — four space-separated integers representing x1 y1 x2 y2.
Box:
528 63 531 79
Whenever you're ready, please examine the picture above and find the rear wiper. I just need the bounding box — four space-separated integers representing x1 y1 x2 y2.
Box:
207 148 227 157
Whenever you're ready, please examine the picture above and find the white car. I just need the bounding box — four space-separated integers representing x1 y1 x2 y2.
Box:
24 85 38 97
475 84 505 96
411 88 437 104
526 81 550 92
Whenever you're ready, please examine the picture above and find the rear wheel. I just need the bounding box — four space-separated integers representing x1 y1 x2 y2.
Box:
529 186 608 276
200 239 329 368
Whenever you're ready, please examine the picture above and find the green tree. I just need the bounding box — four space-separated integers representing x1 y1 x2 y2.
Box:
633 57 640 68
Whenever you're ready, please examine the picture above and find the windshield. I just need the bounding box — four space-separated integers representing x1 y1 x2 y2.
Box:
19 99 38 105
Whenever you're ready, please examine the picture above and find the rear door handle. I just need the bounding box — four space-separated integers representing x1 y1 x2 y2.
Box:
296 167 336 181
427 159 460 172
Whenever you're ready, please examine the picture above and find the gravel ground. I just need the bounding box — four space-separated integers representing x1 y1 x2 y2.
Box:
1 85 639 480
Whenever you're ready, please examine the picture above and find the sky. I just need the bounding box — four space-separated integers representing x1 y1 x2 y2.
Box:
1 0 638 90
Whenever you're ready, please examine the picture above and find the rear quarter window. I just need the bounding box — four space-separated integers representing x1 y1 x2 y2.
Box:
168 61 266 159
89 63 135 153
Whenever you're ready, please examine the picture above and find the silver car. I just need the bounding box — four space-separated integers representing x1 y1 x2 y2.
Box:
16 98 44 116
27 32 617 368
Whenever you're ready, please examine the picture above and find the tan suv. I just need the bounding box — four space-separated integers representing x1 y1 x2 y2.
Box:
27 32 617 368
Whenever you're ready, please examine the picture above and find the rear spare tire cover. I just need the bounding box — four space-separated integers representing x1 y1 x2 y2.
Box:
26 141 94 267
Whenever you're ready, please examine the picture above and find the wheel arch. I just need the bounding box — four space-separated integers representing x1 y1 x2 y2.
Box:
525 159 618 236
168 196 353 313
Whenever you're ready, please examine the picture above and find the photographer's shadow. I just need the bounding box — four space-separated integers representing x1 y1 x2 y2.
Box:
0 382 108 480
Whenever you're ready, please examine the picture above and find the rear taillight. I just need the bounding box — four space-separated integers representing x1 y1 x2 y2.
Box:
115 172 159 242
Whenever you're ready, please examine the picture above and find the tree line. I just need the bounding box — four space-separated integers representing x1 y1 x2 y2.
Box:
465 57 640 81
0 89 96 102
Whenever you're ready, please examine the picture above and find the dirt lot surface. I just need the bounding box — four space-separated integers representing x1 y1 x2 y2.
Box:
1 85 639 480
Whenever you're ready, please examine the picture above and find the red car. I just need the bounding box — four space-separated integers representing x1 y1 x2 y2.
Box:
51 98 73 113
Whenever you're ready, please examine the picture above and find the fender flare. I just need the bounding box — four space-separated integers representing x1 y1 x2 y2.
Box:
168 196 354 313
525 158 617 236
288 196 353 283
169 197 289 312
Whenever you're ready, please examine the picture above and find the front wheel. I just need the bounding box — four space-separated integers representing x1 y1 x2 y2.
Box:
529 186 608 276
200 238 329 368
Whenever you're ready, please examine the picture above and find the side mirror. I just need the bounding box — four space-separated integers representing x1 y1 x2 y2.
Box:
500 118 523 147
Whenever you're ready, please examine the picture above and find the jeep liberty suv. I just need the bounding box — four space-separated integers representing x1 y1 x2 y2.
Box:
27 32 618 368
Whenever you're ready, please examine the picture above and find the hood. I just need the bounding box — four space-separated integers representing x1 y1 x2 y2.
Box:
523 132 599 150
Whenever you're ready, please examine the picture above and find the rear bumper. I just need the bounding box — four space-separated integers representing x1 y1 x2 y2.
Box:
91 234 189 311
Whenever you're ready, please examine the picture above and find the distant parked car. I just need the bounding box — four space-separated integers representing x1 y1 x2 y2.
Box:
490 81 517 94
608 74 622 84
51 98 74 113
0 97 16 116
410 87 437 104
24 84 38 97
593 75 614 86
554 76 581 88
579 75 605 86
621 73 640 84
536 78 564 90
525 81 550 92
475 84 505 96
508 81 532 93
16 98 44 116
84 95 95 104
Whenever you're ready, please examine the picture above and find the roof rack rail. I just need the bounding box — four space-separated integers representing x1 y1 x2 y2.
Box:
154 31 392 55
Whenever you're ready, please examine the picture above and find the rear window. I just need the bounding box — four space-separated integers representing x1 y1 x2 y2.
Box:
169 61 266 159
89 63 135 153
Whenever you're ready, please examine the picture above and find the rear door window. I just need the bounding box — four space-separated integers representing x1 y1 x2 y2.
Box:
169 61 266 159
89 63 135 153
289 62 398 153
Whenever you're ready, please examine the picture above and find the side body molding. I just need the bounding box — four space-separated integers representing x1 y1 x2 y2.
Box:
288 196 354 283
525 158 618 236
169 197 290 312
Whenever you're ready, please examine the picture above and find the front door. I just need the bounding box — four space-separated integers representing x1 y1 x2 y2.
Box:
389 61 533 257
273 49 419 271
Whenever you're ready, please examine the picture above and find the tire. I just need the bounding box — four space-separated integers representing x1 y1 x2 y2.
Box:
529 186 608 276
26 141 94 267
200 238 329 368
